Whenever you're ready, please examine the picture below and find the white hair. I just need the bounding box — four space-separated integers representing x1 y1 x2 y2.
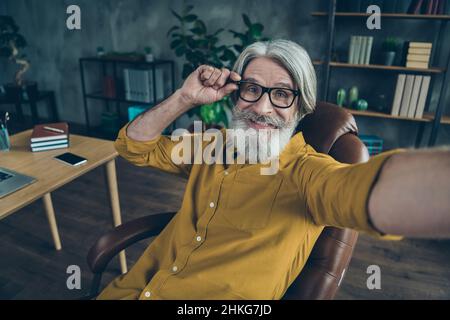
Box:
231 39 317 118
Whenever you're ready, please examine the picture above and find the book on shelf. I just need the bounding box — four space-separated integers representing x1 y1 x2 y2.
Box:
409 47 432 55
406 61 430 68
409 41 433 49
359 36 368 64
123 67 165 104
408 75 423 118
428 0 437 13
415 76 431 118
348 36 356 63
391 74 406 116
30 122 70 152
390 74 431 119
401 41 432 68
364 36 373 64
399 74 415 117
348 35 373 65
408 0 425 14
407 53 431 62
406 0 446 14
353 36 362 64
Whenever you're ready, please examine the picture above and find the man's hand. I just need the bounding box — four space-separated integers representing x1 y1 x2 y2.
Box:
178 65 242 107
368 148 450 238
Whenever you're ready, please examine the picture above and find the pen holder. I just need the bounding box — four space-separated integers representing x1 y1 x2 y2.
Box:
0 127 11 152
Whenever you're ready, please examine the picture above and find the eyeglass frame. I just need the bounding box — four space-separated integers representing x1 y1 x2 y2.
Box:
231 80 300 109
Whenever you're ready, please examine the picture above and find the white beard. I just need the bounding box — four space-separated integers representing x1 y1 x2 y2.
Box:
229 108 300 164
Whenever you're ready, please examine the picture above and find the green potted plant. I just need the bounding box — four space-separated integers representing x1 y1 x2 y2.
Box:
167 6 269 129
381 37 401 66
144 46 154 62
0 15 37 100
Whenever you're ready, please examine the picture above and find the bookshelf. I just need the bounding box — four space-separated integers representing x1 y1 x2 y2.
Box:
313 1 450 147
79 57 175 135
312 12 450 20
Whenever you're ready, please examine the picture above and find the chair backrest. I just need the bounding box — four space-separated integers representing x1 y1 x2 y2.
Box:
282 101 369 300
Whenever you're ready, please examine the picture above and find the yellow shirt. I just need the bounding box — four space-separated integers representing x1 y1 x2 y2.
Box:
97 123 402 300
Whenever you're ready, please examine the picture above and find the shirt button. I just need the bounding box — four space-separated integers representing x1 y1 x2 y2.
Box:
144 291 151 298
224 171 229 175
172 265 178 272
209 202 215 208
196 236 202 242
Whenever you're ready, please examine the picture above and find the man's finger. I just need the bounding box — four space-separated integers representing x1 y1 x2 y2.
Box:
218 82 238 97
230 71 242 81
200 65 214 81
204 68 222 86
214 68 231 89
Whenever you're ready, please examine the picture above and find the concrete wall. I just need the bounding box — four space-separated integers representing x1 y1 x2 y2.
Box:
1 0 450 148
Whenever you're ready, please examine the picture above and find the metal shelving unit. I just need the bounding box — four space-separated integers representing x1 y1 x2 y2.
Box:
79 57 175 135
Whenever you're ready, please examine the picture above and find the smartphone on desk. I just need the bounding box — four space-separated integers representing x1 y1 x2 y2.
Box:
54 152 87 166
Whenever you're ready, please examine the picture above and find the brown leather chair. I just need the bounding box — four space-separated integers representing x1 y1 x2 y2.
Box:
86 101 369 299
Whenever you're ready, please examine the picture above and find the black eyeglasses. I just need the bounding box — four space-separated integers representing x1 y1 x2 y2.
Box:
232 80 300 109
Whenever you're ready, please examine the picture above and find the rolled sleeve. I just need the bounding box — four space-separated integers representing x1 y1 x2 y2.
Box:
298 148 405 240
114 122 191 177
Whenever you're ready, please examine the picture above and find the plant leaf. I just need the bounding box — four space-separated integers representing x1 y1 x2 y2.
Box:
250 23 263 38
175 46 186 57
190 27 204 35
194 20 207 34
170 39 182 49
166 26 180 37
242 14 252 28
170 9 183 22
212 28 224 36
184 14 198 22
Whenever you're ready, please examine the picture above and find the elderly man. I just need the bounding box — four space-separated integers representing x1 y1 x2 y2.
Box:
97 39 450 300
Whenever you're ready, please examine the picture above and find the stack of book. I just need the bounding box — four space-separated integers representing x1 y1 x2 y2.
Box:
391 74 431 119
407 0 447 15
348 36 374 65
30 122 69 152
123 67 165 103
405 42 432 69
337 0 448 14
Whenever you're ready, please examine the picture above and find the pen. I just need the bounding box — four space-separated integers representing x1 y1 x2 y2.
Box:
44 126 64 134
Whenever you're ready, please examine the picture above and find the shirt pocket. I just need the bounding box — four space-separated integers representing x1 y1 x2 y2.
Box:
223 171 283 230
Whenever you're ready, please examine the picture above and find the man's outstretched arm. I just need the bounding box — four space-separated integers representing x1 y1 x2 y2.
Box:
368 148 450 238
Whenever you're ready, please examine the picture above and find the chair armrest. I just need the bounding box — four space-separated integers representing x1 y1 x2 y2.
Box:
87 211 176 274
283 133 367 300
283 228 358 299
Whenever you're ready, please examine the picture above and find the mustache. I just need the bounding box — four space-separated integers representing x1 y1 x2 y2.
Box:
231 107 298 129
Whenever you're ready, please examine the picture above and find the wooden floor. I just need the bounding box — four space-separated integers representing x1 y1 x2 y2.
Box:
1 157 449 299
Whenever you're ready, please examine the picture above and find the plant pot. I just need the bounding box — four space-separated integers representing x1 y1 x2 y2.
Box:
382 51 396 66
4 81 38 101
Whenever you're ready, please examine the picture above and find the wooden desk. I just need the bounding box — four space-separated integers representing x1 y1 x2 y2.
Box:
0 130 127 274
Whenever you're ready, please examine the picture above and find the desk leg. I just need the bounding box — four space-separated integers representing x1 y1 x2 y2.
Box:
104 159 127 274
42 193 62 250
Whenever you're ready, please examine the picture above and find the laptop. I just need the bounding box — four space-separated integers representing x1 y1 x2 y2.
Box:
0 167 36 198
